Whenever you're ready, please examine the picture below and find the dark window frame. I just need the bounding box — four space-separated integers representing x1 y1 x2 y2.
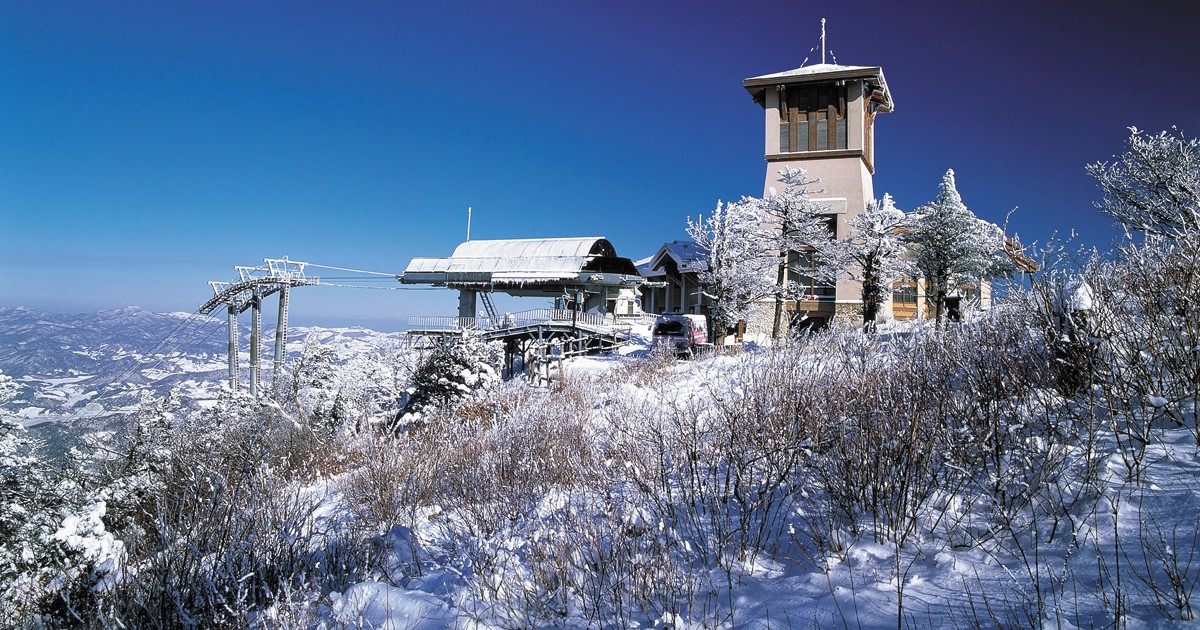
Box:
778 83 848 153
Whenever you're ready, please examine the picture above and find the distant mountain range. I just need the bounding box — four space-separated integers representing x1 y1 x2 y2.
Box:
0 306 407 426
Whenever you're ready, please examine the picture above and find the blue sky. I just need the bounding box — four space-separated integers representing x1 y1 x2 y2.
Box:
2 1 1197 330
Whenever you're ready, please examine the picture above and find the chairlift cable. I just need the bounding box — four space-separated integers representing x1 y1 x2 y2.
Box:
304 263 400 276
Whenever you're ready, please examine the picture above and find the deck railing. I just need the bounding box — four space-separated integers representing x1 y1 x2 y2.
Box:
408 308 630 332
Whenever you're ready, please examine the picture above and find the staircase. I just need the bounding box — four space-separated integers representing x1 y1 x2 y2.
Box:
479 291 499 321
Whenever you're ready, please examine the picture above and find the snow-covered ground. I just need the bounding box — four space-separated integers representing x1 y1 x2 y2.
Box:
7 305 1197 628
296 329 1200 628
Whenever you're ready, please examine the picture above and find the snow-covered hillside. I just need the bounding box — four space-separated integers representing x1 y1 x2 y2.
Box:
0 306 408 426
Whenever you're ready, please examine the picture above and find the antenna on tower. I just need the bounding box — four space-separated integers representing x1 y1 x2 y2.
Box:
821 18 826 65
466 206 472 241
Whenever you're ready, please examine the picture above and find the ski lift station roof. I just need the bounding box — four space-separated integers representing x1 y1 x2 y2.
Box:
400 237 643 294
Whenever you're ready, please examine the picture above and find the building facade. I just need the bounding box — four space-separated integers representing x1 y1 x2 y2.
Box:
743 62 894 329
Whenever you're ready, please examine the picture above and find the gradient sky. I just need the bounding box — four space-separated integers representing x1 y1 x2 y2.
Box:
2 1 1197 330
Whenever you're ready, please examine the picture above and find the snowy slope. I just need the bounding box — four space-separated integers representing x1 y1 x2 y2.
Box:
0 306 408 426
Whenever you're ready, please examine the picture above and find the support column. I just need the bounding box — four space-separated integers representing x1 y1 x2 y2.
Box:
458 289 477 322
227 303 239 393
249 289 261 398
274 285 289 384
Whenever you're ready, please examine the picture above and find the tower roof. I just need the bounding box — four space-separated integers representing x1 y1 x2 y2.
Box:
743 63 893 112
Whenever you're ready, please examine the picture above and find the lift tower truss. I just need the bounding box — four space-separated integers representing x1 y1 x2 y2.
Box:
201 257 318 396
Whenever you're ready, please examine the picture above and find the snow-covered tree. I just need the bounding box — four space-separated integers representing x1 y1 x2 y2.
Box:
0 370 16 407
905 169 1010 325
1 368 119 625
822 194 912 331
1087 127 1200 240
392 331 502 430
686 197 776 344
95 391 180 538
761 166 836 338
288 334 344 437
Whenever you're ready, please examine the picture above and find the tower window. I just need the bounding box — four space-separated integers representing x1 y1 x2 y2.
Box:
789 250 836 299
778 84 847 153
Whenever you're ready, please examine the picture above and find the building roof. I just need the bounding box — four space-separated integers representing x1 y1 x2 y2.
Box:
640 240 708 278
401 237 639 288
743 62 873 82
448 237 616 260
743 63 893 112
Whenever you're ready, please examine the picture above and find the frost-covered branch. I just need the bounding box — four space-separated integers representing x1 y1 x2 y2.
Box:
1088 127 1200 239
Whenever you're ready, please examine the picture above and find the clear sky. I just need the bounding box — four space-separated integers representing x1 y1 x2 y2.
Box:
2 1 1197 330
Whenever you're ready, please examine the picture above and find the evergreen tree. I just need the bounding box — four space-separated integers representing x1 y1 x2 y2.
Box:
822 194 912 331
905 169 1010 325
393 331 501 430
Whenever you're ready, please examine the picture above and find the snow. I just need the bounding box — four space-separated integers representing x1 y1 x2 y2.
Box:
1067 278 1096 311
745 62 877 80
404 237 619 279
9 297 1200 627
326 582 452 629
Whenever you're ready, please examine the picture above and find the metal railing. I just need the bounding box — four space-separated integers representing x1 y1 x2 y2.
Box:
408 308 628 332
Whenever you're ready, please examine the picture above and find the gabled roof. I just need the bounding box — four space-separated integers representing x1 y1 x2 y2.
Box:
641 240 708 277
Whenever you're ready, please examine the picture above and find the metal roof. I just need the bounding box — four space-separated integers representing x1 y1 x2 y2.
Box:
401 237 639 288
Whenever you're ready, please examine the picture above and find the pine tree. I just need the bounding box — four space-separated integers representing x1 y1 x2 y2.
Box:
393 331 502 430
905 169 1010 325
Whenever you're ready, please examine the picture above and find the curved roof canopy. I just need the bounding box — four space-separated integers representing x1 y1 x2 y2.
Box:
401 237 640 291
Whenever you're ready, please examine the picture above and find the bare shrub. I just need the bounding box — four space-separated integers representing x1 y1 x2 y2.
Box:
96 464 360 629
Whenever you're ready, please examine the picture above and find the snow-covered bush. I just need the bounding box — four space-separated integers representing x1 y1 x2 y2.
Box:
392 331 502 429
82 387 375 627
0 416 120 627
96 463 348 629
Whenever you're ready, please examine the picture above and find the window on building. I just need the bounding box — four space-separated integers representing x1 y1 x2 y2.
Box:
960 285 982 303
789 250 836 299
892 281 918 306
778 83 848 153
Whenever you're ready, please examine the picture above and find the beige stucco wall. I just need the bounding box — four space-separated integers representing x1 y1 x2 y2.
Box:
763 155 874 304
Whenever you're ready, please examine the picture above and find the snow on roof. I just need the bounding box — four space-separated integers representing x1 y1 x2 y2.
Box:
402 237 629 284
450 237 615 260
643 240 708 276
744 63 876 82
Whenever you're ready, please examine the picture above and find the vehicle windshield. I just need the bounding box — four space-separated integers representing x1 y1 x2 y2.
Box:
653 321 686 336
